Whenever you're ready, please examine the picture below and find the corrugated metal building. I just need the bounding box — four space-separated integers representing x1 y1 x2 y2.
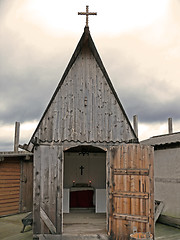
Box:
0 151 33 217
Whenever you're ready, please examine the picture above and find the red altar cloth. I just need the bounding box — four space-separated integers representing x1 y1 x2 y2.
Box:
70 190 94 208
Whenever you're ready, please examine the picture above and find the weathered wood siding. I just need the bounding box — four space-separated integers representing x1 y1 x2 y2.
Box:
20 160 33 212
33 145 63 234
34 46 135 144
109 144 154 239
0 158 20 216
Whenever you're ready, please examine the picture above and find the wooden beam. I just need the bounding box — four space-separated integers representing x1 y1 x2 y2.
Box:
40 207 56 234
158 215 180 229
14 122 20 153
113 213 148 223
114 168 149 176
168 117 173 134
155 201 164 223
133 115 138 138
113 191 149 199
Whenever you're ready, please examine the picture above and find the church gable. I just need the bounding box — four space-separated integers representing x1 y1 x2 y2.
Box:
30 28 137 146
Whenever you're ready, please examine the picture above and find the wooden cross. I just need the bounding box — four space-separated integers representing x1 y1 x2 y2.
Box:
78 6 97 27
79 166 84 175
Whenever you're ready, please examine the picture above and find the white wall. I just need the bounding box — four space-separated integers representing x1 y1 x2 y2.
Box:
64 152 106 189
154 148 180 218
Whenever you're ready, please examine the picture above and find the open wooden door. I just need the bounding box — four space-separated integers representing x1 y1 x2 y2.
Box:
33 145 63 237
109 144 154 239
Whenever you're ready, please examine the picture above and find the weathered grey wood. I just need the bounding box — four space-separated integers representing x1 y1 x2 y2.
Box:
31 27 140 239
37 234 110 240
155 201 164 223
33 146 41 234
158 215 180 229
56 146 63 234
133 115 138 138
40 207 56 234
29 30 137 146
168 117 173 134
106 147 111 235
14 122 20 152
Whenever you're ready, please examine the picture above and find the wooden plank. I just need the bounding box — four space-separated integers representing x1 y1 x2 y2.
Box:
113 213 148 223
56 146 63 234
130 145 139 233
0 188 19 194
20 161 33 212
41 146 50 234
40 207 56 234
122 144 130 239
139 145 146 232
0 163 21 168
0 197 19 204
0 193 19 199
148 146 154 235
155 201 164 223
0 183 20 188
14 121 20 152
49 146 58 228
158 215 180 229
113 191 149 199
33 145 41 234
0 172 20 175
0 178 20 182
114 168 149 175
106 147 111 235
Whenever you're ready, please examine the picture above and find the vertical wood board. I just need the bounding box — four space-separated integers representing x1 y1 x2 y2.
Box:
33 145 63 234
20 160 33 212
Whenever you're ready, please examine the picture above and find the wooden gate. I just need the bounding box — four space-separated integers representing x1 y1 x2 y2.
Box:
109 144 154 239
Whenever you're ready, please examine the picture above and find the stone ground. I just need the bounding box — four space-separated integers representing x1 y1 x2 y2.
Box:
0 212 180 240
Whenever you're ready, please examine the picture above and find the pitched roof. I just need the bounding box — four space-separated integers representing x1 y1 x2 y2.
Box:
26 27 137 150
141 132 180 147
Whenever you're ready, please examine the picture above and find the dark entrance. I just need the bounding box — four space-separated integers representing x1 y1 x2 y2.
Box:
63 145 107 234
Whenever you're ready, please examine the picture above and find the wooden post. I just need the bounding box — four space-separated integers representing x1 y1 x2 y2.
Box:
168 118 173 134
14 122 20 152
133 115 138 138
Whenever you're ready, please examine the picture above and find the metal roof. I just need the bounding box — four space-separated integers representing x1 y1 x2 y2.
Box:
141 132 180 146
0 151 33 157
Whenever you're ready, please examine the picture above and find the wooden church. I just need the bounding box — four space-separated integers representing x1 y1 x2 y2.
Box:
26 6 154 240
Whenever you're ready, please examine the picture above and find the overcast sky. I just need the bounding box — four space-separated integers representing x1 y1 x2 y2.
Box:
1 0 180 151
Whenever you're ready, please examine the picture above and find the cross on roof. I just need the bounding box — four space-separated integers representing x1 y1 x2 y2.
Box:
78 6 97 27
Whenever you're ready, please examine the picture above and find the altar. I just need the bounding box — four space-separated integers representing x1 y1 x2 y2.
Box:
63 188 106 213
70 187 94 208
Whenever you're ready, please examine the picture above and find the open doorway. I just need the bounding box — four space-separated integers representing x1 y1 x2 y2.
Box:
63 145 107 234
